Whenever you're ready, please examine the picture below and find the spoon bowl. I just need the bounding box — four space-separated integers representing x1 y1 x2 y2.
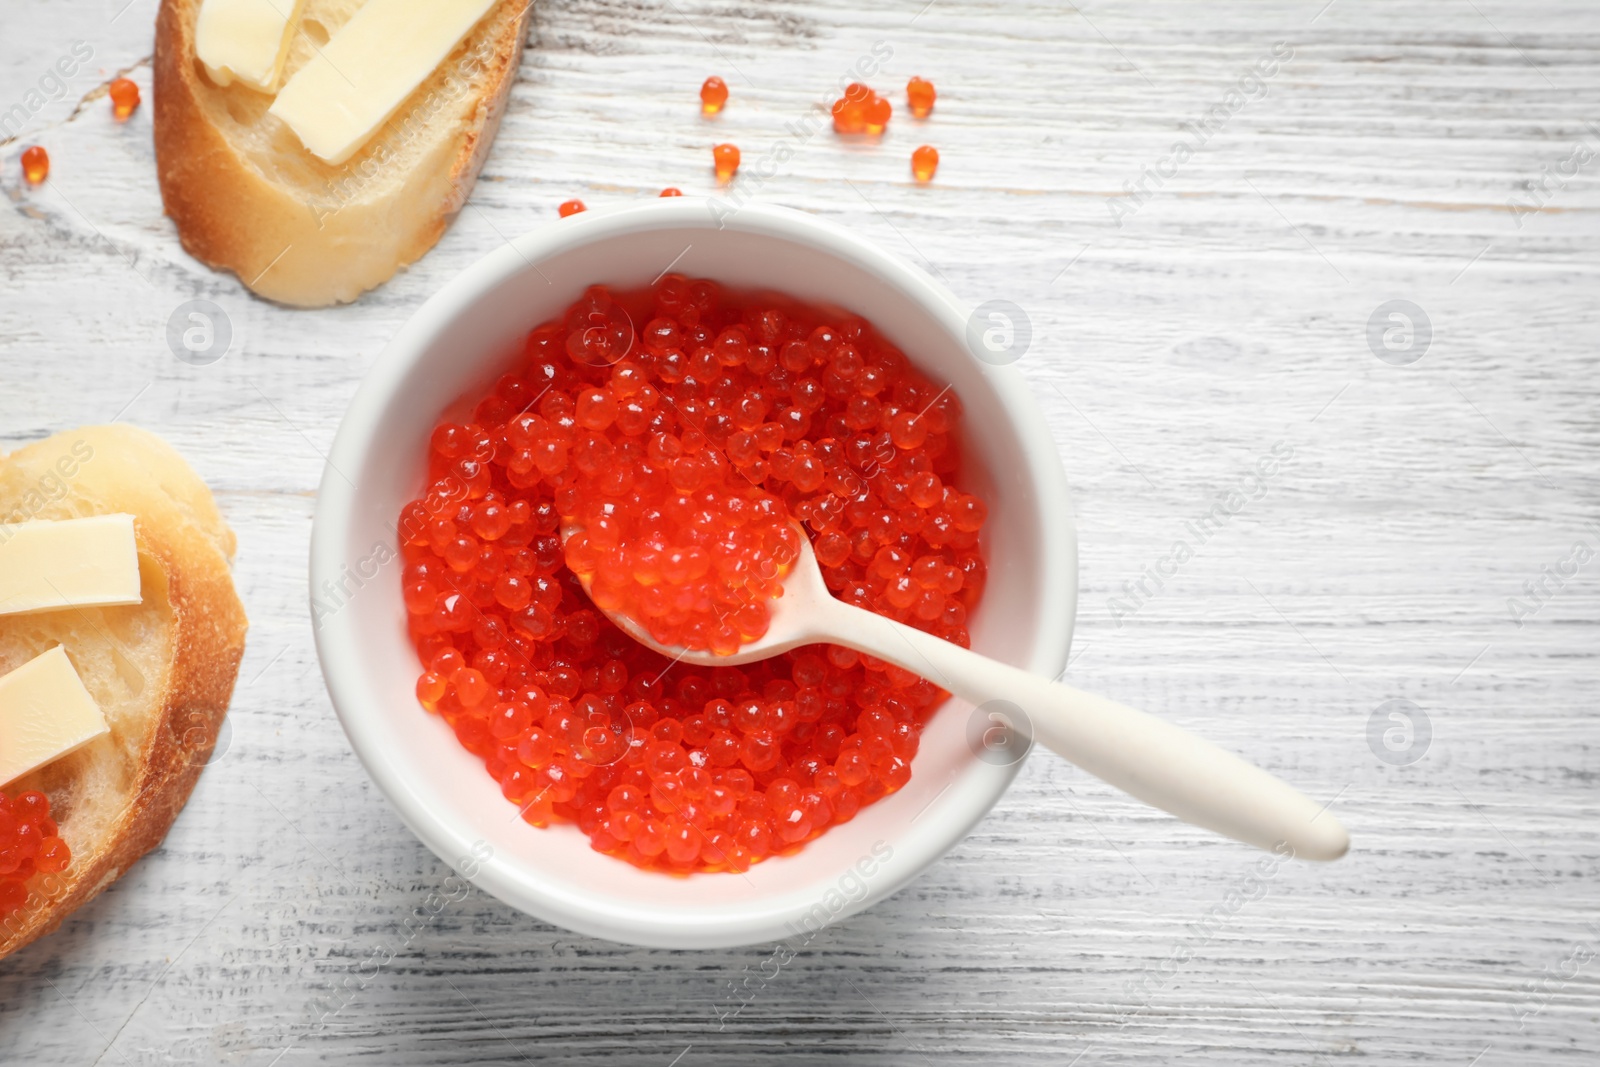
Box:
562 520 851 668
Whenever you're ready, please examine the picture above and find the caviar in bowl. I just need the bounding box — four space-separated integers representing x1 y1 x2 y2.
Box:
311 200 1075 949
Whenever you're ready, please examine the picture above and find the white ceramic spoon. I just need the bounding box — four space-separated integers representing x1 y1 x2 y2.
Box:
565 524 1350 862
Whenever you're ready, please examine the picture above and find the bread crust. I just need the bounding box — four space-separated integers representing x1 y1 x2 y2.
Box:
154 0 530 307
0 426 248 960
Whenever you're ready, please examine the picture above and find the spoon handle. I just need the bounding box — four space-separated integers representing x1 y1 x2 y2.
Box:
818 601 1349 861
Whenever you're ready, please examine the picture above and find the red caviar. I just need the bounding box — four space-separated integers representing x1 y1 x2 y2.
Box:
912 145 939 183
700 76 729 115
906 76 936 118
712 143 740 183
0 790 70 916
20 146 48 185
559 199 587 218
832 83 891 135
398 276 987 874
109 78 141 121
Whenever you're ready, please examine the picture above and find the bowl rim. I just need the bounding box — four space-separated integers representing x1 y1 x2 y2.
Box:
310 199 1077 948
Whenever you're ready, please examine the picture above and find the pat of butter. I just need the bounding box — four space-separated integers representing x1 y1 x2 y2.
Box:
268 0 499 165
195 0 310 94
0 647 109 787
0 515 141 617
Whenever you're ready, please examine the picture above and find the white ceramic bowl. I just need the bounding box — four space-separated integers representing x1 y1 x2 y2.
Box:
311 200 1076 949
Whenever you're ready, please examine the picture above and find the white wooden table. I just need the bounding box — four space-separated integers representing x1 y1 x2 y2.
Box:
3 1 1597 1063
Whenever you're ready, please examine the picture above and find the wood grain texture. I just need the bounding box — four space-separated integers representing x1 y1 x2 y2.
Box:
2 0 1597 1063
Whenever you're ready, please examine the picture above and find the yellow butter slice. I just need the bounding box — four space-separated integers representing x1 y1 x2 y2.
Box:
0 647 109 787
0 514 141 617
196 0 310 94
268 0 500 165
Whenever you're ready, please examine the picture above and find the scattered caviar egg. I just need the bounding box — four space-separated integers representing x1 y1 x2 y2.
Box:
713 143 740 183
20 146 48 185
559 199 587 218
109 77 141 121
660 187 683 197
912 145 939 183
700 75 729 115
831 83 869 133
832 83 891 135
906 76 936 118
862 95 892 135
399 275 988 874
0 790 71 913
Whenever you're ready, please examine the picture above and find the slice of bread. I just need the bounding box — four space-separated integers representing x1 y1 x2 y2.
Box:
154 0 532 307
0 425 247 960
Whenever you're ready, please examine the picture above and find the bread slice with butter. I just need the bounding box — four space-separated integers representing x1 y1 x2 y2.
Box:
154 0 532 307
0 426 247 961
